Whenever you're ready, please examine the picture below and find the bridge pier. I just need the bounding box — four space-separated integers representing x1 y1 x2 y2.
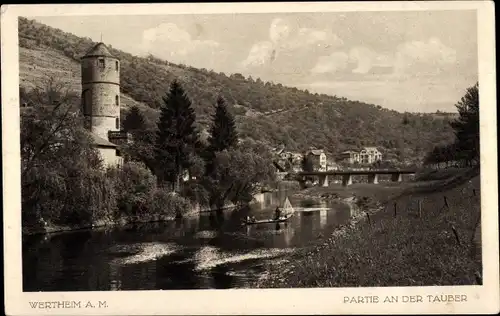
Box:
342 174 352 187
368 174 379 184
298 177 307 189
391 173 403 182
319 175 329 187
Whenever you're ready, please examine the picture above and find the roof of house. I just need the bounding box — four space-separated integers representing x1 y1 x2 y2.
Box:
308 149 325 156
363 147 380 152
82 42 117 59
275 144 285 154
91 134 117 148
341 150 358 154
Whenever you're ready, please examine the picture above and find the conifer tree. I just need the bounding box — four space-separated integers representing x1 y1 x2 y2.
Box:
154 81 199 191
208 96 239 153
123 106 145 133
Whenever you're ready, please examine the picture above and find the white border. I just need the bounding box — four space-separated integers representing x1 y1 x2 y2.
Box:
2 2 498 315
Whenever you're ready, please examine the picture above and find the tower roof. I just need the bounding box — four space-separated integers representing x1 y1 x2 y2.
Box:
82 42 117 59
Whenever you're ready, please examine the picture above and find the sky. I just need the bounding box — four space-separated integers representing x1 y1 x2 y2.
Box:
33 10 478 112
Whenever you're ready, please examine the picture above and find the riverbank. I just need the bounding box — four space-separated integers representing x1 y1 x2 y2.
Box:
257 167 482 287
22 201 217 236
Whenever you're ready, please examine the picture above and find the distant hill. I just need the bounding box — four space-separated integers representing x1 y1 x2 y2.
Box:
18 17 457 162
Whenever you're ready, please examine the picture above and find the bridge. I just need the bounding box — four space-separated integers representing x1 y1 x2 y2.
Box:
297 169 417 187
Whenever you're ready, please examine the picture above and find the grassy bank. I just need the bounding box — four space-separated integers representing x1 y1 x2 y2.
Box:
258 168 482 287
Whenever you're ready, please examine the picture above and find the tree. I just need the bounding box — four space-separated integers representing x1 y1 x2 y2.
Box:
301 155 314 172
21 79 113 229
154 81 199 192
20 77 84 176
450 82 479 165
123 106 146 133
402 113 410 126
203 147 275 209
207 96 239 153
121 128 156 171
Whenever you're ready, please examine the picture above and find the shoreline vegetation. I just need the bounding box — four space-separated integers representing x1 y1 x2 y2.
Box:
255 167 481 287
22 199 239 236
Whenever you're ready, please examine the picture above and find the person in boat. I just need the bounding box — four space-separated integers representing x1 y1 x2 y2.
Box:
274 206 282 220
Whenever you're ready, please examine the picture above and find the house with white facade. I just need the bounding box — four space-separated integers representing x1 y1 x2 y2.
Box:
306 149 327 171
339 150 360 164
359 147 383 164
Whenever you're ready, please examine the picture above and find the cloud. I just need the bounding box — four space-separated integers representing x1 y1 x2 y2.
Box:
394 37 457 75
241 41 275 68
311 37 456 77
300 77 474 112
241 18 343 70
141 22 220 66
288 28 343 50
312 46 391 75
311 52 349 74
269 18 291 44
348 47 376 74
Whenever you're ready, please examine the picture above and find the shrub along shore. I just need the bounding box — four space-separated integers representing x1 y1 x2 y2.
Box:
22 161 196 236
256 168 482 287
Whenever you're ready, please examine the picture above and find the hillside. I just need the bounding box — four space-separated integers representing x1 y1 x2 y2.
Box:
18 17 456 161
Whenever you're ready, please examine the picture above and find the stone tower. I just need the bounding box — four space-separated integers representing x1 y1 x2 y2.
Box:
81 42 121 140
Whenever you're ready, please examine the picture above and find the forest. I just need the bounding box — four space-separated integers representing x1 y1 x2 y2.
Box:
18 17 457 163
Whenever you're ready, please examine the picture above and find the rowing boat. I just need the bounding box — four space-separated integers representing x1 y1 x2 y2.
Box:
242 213 294 225
242 197 295 225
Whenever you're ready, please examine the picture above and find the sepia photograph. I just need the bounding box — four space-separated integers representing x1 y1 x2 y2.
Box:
2 2 498 315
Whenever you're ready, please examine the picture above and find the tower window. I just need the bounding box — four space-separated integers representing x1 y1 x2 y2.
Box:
98 59 105 70
115 61 119 71
116 118 120 129
115 95 119 106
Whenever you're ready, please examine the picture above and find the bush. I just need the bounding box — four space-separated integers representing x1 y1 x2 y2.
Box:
301 198 317 208
180 181 210 207
414 168 463 182
22 161 117 229
146 189 192 219
106 161 157 218
106 161 193 220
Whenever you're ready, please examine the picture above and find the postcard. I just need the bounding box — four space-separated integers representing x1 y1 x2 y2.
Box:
2 1 498 315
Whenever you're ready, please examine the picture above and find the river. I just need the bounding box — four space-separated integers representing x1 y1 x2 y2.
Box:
23 191 355 291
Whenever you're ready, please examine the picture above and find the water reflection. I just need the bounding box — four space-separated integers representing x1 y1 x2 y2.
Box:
320 210 328 229
23 190 353 291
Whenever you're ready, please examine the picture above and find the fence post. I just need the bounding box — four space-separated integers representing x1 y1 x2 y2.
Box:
393 202 397 218
451 225 461 246
470 213 481 244
475 271 483 285
444 195 449 209
418 199 422 218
